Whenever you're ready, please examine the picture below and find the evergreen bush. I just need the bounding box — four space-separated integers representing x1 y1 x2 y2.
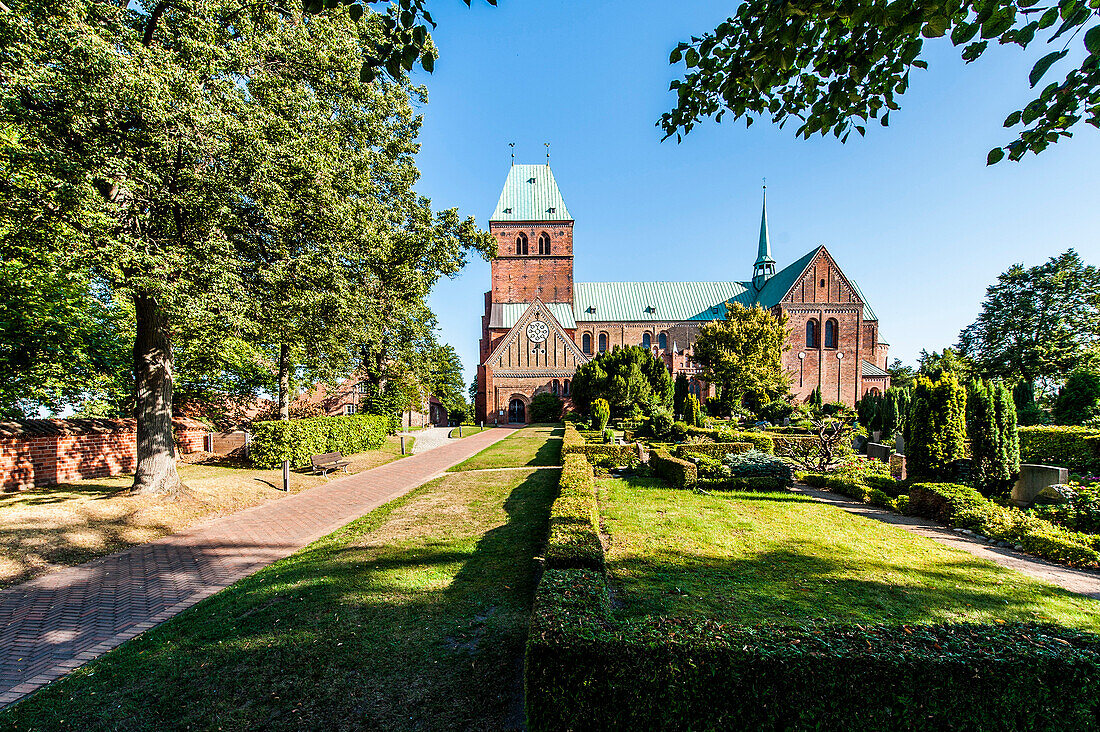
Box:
591 398 611 431
907 374 967 479
683 394 704 427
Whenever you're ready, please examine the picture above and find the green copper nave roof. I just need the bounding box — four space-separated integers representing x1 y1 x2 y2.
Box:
490 164 573 222
573 281 754 322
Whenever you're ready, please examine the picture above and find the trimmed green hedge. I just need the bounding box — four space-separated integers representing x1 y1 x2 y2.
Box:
545 455 605 571
1019 426 1100 472
249 415 387 469
650 450 697 488
909 483 1100 567
526 568 1100 731
684 426 774 453
799 473 902 510
674 442 753 460
561 424 636 463
697 477 790 492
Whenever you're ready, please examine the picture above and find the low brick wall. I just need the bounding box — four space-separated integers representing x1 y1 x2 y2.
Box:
0 418 207 492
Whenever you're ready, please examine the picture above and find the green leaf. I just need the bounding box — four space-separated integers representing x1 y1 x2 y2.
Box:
1085 25 1100 54
1003 110 1022 127
669 47 682 64
1029 50 1067 87
922 17 949 37
987 147 1005 165
421 51 435 73
349 4 363 21
1037 7 1059 28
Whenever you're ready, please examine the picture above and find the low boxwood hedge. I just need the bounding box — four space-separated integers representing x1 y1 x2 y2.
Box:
249 414 387 469
650 450 697 488
1019 426 1100 472
798 473 901 510
909 483 1100 567
545 454 604 570
526 569 1100 731
674 442 753 461
561 424 636 464
696 476 790 492
684 426 775 453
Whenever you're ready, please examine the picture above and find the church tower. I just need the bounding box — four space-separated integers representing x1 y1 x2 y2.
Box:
752 185 775 292
488 164 574 304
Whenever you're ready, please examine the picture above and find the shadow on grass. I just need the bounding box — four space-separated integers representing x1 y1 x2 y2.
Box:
0 469 558 732
528 425 564 467
607 538 1100 629
601 474 809 503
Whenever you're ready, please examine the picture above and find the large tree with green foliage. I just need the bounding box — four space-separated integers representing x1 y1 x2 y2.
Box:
1053 368 1100 425
958 249 1100 394
570 346 673 417
661 0 1100 163
692 303 790 413
1 0 488 494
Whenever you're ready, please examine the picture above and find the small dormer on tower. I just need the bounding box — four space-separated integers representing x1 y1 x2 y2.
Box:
752 184 776 292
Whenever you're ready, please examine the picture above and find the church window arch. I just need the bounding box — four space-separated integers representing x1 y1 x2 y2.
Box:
642 332 652 349
515 232 528 255
538 231 551 255
824 318 839 349
658 332 668 351
552 379 560 395
806 319 820 349
582 333 592 355
563 379 570 396
598 332 608 353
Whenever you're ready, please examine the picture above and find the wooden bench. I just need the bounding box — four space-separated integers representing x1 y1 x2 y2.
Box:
310 452 351 476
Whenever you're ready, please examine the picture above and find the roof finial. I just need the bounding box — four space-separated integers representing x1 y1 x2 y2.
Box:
752 180 776 293
509 142 515 166
544 142 550 165
763 176 766 190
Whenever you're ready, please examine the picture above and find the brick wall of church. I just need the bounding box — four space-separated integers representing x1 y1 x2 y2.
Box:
489 222 574 304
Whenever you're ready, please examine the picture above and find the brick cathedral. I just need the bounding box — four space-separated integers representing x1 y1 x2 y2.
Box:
475 164 891 424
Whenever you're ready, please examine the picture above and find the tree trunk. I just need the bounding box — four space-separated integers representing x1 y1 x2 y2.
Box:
131 292 185 497
278 342 290 421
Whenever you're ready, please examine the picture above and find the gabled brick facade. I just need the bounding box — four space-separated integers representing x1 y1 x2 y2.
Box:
476 165 890 423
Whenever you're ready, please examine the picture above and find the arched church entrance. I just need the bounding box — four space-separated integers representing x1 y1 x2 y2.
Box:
508 398 526 424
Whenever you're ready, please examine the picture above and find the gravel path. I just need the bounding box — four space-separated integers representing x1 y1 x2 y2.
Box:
400 426 453 454
795 485 1100 599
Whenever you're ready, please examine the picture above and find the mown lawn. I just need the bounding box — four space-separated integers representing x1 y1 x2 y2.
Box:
448 424 562 471
600 476 1100 630
0 435 412 588
0 466 558 731
448 425 487 438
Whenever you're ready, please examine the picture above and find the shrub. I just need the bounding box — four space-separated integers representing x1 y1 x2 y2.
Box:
967 380 1019 496
834 454 893 482
650 412 673 438
591 398 611 431
545 455 604 570
250 414 387 469
722 449 792 486
909 483 1100 567
527 572 1100 731
675 442 753 461
908 374 967 479
1030 483 1100 535
1018 426 1100 473
757 399 794 423
650 450 698 488
865 475 903 496
697 476 791 492
683 394 704 428
531 392 564 422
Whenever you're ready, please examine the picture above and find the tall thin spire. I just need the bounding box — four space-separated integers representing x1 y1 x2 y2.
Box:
752 181 776 292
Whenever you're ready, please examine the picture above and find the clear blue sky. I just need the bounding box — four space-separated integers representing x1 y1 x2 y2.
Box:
410 0 1100 389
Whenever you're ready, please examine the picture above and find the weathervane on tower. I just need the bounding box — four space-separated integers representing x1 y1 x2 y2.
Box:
509 142 515 166
544 142 550 164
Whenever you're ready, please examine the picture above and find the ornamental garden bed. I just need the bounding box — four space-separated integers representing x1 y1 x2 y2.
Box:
525 455 1100 731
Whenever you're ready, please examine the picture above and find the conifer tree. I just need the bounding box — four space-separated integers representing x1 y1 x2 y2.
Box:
674 373 689 420
967 380 1000 494
908 375 967 479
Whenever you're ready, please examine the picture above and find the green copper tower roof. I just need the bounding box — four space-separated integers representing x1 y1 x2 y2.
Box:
755 186 774 269
490 164 573 222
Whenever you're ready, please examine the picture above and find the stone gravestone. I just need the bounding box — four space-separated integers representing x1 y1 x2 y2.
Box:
872 430 882 443
1011 464 1070 507
866 442 891 463
894 434 905 456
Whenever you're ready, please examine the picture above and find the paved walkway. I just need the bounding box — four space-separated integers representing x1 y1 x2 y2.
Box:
795 485 1100 599
0 427 516 708
401 426 452 454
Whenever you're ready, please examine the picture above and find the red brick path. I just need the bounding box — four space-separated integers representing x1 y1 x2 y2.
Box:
0 427 516 708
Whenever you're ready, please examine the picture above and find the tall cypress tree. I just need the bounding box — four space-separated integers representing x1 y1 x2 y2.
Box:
995 381 1021 484
908 375 967 479
967 380 1000 494
674 372 689 420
